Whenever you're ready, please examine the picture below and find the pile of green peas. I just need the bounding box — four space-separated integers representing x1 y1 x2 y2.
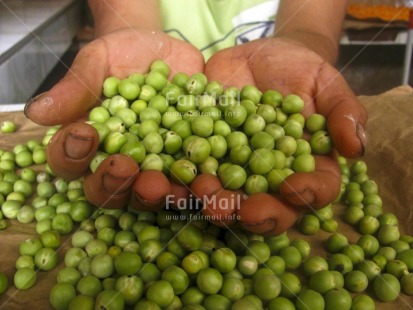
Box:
86 60 333 193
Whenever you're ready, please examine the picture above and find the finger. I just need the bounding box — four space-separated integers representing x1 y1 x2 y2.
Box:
202 189 241 228
204 46 255 89
25 41 107 126
129 170 172 211
168 180 191 210
314 65 368 158
279 155 341 209
237 192 300 236
84 154 139 209
46 123 100 181
190 174 223 201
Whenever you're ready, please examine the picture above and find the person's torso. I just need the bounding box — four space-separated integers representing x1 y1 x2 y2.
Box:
159 0 279 60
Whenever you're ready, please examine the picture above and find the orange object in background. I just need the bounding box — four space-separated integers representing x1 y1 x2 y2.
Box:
347 4 410 22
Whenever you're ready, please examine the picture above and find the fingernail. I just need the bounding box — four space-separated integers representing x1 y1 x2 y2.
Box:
300 189 315 205
64 133 95 160
102 172 132 195
356 123 367 156
24 92 48 117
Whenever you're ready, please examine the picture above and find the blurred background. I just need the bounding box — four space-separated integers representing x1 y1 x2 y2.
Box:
0 0 412 104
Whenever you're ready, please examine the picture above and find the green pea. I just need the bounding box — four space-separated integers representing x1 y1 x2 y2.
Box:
40 229 60 249
279 272 301 299
344 206 364 225
203 294 231 310
13 150 33 168
203 80 223 98
396 249 413 271
266 169 288 193
1 120 17 133
0 180 13 196
305 113 327 133
243 241 270 265
309 270 336 294
310 130 333 154
139 118 161 138
237 256 258 276
224 105 248 128
342 244 365 265
378 212 398 226
279 246 302 271
170 159 197 184
296 289 324 310
143 132 164 154
103 76 120 98
346 189 364 204
196 268 223 295
118 79 140 100
14 145 30 156
146 280 175 308
212 120 230 137
324 288 352 310
240 85 261 104
14 267 36 290
356 260 381 282
302 255 328 277
140 153 163 171
95 290 125 310
18 168 36 183
244 174 268 195
177 94 197 113
36 219 52 235
89 106 111 124
357 234 380 257
2 200 22 219
90 254 114 279
268 297 295 310
185 73 207 95
373 273 401 302
36 181 56 198
328 253 353 275
386 259 408 278
185 137 211 163
243 113 266 136
239 99 257 116
49 283 77 310
377 224 400 245
248 148 275 175
344 270 369 293
15 255 35 270
34 247 58 271
358 215 380 235
351 295 375 310
291 239 310 260
161 266 189 295
219 164 246 190
260 89 282 107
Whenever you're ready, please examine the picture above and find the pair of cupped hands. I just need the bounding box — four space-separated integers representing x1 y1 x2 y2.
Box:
24 28 367 236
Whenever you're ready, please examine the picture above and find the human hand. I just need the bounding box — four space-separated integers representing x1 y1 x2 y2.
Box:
24 27 205 207
25 28 204 126
204 37 367 234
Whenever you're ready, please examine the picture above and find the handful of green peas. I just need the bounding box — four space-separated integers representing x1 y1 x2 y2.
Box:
85 60 332 197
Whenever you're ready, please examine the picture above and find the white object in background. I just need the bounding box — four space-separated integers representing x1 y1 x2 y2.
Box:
0 104 25 112
402 9 413 85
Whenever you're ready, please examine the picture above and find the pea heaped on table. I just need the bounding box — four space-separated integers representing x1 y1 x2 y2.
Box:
1 59 413 309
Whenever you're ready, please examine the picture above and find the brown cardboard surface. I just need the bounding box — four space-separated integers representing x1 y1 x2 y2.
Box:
0 87 413 309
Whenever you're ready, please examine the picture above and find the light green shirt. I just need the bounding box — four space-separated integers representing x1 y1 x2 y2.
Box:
159 0 279 60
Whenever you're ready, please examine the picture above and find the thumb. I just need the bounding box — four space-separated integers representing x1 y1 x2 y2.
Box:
24 41 106 126
314 65 368 158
